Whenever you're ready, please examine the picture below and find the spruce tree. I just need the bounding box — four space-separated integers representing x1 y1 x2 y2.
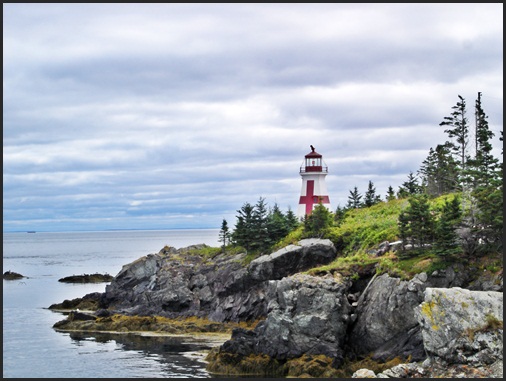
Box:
232 202 255 251
397 171 421 198
266 203 289 245
250 197 270 252
218 219 231 249
398 194 435 254
434 196 462 258
386 185 396 201
364 180 381 207
346 186 363 209
285 207 300 231
303 203 333 238
440 95 470 175
439 95 471 212
418 144 459 196
334 204 347 225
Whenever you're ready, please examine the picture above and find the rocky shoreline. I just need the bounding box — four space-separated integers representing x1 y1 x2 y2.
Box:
50 239 503 378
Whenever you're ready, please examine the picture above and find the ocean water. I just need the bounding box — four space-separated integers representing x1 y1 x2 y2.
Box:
2 229 225 378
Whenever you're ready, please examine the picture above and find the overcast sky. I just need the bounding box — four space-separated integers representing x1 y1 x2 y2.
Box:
3 3 503 232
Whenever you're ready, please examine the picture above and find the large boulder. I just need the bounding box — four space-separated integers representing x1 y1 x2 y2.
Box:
415 287 503 365
248 239 336 282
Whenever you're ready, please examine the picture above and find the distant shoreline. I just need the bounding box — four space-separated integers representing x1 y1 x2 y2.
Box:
3 228 220 234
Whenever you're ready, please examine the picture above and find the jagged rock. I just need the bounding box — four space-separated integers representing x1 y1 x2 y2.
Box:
347 264 474 362
48 292 103 311
347 273 427 362
468 269 503 292
101 239 336 322
214 274 352 367
415 287 503 365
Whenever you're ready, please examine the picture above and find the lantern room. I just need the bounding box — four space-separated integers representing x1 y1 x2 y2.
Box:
300 145 328 173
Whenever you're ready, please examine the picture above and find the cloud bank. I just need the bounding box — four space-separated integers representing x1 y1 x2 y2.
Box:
3 3 503 232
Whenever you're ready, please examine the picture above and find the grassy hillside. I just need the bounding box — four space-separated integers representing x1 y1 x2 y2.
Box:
274 194 502 280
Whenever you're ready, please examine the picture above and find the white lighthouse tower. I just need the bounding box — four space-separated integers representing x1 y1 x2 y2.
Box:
297 145 331 219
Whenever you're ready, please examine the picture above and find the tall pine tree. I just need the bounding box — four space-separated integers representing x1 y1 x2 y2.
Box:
364 180 382 207
347 186 363 209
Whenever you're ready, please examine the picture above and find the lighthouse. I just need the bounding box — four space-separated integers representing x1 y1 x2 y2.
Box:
297 145 331 219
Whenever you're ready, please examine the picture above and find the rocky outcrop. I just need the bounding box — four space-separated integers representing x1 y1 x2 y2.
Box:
415 287 503 365
346 264 473 362
3 271 25 280
100 239 337 322
50 238 503 378
350 287 503 378
222 274 351 360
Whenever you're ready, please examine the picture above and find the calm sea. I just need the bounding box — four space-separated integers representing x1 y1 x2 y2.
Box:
2 229 226 378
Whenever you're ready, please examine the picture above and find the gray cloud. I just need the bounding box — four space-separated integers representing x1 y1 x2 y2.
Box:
3 3 503 232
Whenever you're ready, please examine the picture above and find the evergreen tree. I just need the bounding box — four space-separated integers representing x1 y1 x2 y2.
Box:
232 202 255 251
466 93 501 189
250 197 270 252
418 144 459 196
346 186 363 209
440 95 470 174
434 196 462 258
439 95 471 211
303 203 333 238
218 219 231 249
386 185 396 201
334 204 347 225
266 203 289 245
285 207 300 231
398 194 435 252
363 180 382 207
472 175 503 252
397 171 421 198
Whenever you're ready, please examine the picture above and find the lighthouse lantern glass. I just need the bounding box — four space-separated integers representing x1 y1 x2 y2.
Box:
306 157 321 167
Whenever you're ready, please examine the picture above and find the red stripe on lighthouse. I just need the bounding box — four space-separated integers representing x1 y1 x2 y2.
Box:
299 180 331 215
299 180 315 215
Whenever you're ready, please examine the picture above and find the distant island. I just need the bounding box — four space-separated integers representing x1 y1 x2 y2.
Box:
58 273 113 283
3 271 26 280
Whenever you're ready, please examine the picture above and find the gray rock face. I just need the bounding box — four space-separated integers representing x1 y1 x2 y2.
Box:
347 264 475 362
102 239 337 322
220 273 352 364
415 287 503 365
347 273 429 361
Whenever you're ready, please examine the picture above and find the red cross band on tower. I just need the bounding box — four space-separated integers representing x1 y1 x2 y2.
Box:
299 180 331 215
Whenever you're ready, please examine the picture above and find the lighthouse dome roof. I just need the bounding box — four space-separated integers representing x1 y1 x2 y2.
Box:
305 150 322 158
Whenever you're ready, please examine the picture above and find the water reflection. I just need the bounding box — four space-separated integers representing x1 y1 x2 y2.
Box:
67 331 214 377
